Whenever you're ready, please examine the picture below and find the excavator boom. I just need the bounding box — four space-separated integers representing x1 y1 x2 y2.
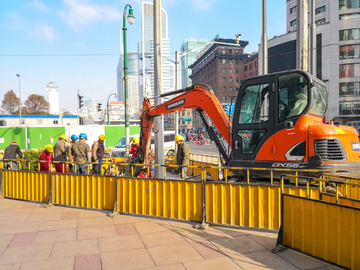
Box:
140 85 231 164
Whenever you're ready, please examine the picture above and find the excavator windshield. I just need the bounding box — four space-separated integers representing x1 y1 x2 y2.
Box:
308 81 327 117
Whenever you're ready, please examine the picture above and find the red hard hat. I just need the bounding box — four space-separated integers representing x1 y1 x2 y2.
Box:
11 141 17 145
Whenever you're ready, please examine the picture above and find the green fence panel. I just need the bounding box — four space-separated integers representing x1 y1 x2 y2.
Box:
0 127 26 150
104 125 140 147
28 127 65 150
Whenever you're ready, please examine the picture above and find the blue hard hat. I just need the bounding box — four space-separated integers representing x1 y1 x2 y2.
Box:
79 133 87 140
71 134 79 141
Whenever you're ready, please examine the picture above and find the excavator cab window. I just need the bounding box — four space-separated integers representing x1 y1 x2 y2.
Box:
278 74 309 122
309 81 327 117
238 84 269 124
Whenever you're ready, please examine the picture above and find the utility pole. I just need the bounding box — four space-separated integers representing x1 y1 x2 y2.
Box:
261 0 268 75
153 0 164 178
296 0 308 71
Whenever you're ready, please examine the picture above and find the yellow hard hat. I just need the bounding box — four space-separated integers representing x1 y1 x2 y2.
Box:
132 137 139 144
175 135 183 142
45 144 53 153
99 134 106 141
60 135 68 142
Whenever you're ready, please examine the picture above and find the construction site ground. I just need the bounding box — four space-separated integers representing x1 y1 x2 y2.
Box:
0 198 343 270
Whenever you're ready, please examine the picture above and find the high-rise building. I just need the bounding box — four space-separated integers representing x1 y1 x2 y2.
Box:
46 80 59 115
258 0 360 124
117 52 139 118
180 39 208 88
138 2 174 104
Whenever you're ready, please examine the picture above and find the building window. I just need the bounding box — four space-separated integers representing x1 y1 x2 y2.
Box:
223 96 226 101
316 6 325 14
36 119 42 125
236 77 240 83
223 77 226 83
53 120 58 124
222 49 226 54
249 63 253 70
229 87 233 92
223 68 226 73
235 50 239 55
229 60 233 64
223 86 227 92
229 68 233 74
255 61 258 67
340 44 360 59
340 63 360 78
290 6 297 14
339 82 360 96
236 60 239 65
21 119 25 125
340 12 360 20
290 19 297 26
229 49 232 54
339 0 360 10
229 77 233 83
316 18 326 25
340 29 360 41
244 65 248 71
236 68 239 74
223 59 226 64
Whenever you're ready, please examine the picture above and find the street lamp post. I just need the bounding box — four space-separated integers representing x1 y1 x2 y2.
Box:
16 74 21 126
122 4 135 152
107 93 117 125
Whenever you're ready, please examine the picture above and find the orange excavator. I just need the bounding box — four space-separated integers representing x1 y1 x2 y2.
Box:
140 70 360 178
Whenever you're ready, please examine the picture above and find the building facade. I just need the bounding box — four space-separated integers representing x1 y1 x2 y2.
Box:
259 0 360 124
46 80 59 115
117 52 139 118
244 52 259 79
0 115 78 127
189 37 249 132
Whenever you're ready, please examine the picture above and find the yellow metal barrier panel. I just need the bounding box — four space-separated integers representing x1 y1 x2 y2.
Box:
52 174 116 211
117 177 202 221
206 183 281 229
321 193 360 208
283 186 319 200
3 170 49 203
282 194 360 269
338 180 360 200
190 161 219 181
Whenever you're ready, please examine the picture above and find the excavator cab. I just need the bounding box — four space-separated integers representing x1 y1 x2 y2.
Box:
230 69 357 174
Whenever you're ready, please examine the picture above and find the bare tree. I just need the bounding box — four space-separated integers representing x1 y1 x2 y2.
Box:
24 94 50 115
1 90 20 114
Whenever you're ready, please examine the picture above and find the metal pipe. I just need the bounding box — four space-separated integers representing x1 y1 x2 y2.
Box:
261 0 268 75
16 74 21 126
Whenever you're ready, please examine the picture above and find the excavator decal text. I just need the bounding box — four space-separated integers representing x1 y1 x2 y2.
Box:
272 163 307 169
166 98 185 110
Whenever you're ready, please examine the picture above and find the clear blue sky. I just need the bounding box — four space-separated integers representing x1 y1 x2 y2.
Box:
0 0 286 112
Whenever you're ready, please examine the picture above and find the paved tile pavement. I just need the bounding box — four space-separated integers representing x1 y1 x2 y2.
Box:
0 198 344 270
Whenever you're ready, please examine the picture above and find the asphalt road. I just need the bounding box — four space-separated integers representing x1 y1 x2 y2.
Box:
187 141 220 156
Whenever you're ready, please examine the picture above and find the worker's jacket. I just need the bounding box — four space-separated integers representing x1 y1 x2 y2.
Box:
3 145 23 160
176 142 190 166
92 140 105 161
68 141 76 162
129 144 139 157
71 141 90 163
54 139 67 161
39 150 53 172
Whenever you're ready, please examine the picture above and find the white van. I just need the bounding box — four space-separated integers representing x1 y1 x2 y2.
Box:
111 131 175 157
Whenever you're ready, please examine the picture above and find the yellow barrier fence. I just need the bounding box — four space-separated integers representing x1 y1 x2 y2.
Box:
116 177 203 221
2 170 50 203
279 194 360 269
52 173 116 211
321 193 360 208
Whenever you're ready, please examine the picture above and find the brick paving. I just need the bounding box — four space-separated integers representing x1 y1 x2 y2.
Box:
0 198 343 270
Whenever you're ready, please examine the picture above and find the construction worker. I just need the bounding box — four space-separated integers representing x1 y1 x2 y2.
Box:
53 135 68 173
129 137 140 157
92 134 106 175
68 134 78 173
3 141 23 170
71 133 91 175
39 144 53 172
175 135 190 178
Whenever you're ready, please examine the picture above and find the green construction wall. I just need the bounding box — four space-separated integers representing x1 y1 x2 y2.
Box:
105 125 140 147
0 127 26 150
28 127 65 150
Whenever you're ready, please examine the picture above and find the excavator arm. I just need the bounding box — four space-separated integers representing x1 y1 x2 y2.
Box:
140 84 232 165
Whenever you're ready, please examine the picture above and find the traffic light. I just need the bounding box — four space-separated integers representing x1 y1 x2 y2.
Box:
78 94 83 109
97 103 102 112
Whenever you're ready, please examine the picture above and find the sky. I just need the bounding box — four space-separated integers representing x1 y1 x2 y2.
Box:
0 0 286 113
